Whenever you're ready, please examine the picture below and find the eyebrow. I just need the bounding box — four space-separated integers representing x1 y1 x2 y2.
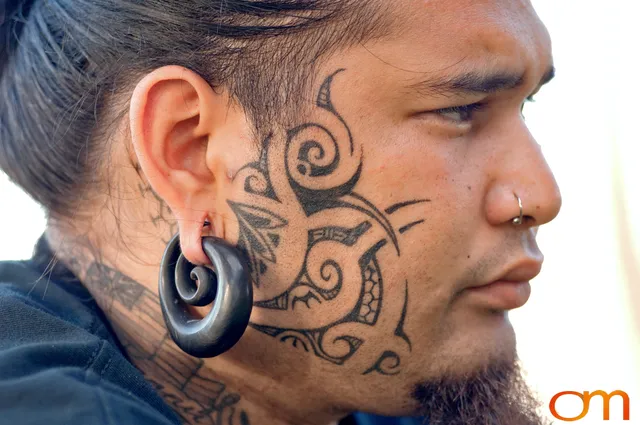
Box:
408 65 556 97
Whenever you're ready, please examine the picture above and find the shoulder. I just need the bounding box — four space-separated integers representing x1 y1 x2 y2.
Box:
0 259 180 425
0 258 106 341
0 258 109 373
0 365 178 425
349 414 427 425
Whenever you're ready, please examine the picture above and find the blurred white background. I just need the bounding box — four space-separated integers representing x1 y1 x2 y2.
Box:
1 0 638 423
511 1 640 424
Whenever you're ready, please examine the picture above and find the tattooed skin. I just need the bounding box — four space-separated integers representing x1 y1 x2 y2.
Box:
60 68 428 423
139 183 180 245
62 187 249 424
229 69 429 374
83 260 251 425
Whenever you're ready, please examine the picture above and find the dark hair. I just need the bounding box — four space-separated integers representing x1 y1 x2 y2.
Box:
0 0 386 221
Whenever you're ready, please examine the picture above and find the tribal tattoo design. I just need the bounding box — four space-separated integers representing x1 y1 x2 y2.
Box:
83 261 251 425
139 183 179 245
229 69 430 375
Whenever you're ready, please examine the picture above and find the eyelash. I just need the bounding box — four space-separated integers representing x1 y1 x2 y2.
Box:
433 95 538 123
434 102 486 122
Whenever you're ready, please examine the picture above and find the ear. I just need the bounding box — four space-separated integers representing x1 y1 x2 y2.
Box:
129 65 242 265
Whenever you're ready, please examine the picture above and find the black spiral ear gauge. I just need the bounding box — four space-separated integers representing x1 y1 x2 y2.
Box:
158 234 253 358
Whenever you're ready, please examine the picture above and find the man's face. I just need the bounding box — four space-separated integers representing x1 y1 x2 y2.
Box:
224 0 560 417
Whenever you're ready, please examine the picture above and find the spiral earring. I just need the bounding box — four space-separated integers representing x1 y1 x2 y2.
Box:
158 234 253 358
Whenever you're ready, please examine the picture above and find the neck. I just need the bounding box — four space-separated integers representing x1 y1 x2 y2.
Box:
45 228 348 425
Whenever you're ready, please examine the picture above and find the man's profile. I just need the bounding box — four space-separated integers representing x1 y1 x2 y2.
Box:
0 0 561 424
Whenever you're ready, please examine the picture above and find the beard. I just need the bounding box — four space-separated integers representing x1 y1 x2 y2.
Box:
412 356 550 425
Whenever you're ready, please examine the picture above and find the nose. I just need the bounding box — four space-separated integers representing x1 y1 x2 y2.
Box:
484 121 562 227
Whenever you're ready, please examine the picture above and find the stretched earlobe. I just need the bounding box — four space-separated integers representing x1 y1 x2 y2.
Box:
177 212 212 265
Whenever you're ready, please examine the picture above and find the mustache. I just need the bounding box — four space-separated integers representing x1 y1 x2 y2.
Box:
454 232 542 294
411 356 550 425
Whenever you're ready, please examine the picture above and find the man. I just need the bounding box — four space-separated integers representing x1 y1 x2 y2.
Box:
0 0 560 424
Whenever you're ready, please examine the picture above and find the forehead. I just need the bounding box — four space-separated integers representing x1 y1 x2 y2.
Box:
366 0 552 79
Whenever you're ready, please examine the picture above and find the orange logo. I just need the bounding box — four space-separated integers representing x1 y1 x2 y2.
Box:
549 390 630 421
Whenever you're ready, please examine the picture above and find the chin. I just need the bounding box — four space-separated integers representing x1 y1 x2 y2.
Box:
389 326 546 425
431 308 519 376
350 321 529 421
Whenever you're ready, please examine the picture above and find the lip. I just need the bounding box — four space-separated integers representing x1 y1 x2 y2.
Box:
463 280 532 310
461 258 542 310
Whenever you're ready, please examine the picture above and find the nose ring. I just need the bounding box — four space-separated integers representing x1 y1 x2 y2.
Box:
512 193 524 225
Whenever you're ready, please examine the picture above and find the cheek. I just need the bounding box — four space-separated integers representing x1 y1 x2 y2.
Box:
356 126 478 291
359 125 464 213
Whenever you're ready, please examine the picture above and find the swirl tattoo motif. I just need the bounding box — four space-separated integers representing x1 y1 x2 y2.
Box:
229 69 428 374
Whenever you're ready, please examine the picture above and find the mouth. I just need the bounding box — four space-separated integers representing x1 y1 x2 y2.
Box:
463 280 532 310
461 259 542 311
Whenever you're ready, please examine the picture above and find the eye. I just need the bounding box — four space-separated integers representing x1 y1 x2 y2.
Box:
432 102 486 123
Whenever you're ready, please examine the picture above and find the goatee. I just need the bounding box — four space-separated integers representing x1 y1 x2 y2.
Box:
412 357 551 425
